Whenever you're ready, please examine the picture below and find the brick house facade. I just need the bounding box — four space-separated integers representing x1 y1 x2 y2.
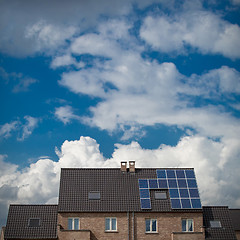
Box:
1 161 239 240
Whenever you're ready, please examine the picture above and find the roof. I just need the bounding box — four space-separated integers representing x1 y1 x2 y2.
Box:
229 209 240 231
4 205 58 239
58 167 202 212
203 206 237 240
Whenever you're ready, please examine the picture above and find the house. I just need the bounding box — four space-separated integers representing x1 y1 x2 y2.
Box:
1 161 239 240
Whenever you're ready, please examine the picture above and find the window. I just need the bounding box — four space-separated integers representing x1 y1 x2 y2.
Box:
28 218 40 227
155 191 167 199
88 191 100 200
145 219 157 233
182 219 193 232
105 217 117 231
68 218 80 230
210 220 221 228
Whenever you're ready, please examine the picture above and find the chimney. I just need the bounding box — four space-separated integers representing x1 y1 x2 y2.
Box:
121 161 127 172
129 160 135 173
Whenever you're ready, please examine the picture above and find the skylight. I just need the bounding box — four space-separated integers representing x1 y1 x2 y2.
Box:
89 191 100 200
28 218 40 227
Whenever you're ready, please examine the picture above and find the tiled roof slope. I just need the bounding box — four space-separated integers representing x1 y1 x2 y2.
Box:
58 168 201 212
4 205 58 239
229 209 240 231
203 206 237 240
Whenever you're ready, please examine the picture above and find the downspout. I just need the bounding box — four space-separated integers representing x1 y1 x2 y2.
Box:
127 212 130 240
132 211 135 240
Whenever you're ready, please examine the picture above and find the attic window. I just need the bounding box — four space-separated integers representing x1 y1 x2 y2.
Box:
89 191 100 200
155 191 167 199
28 218 40 227
210 220 222 228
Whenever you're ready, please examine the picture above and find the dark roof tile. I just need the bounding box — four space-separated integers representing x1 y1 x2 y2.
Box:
229 209 240 231
4 205 58 239
58 168 202 213
203 206 237 240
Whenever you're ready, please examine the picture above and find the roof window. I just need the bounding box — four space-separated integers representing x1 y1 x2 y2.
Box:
155 191 167 199
28 218 40 227
210 220 222 228
89 191 100 200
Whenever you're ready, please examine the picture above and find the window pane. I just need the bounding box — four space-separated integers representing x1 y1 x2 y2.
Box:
155 191 167 199
68 218 73 230
182 219 186 232
145 219 151 232
210 220 221 228
105 218 110 231
112 218 117 230
187 219 193 232
152 219 157 232
74 218 79 230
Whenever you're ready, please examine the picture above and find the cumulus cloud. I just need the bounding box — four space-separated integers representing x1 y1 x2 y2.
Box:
140 10 240 59
0 136 240 227
55 105 81 124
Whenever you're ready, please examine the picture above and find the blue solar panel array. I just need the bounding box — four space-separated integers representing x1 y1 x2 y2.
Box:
138 169 202 210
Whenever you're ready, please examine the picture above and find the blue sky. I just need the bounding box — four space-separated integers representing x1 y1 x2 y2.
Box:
0 0 240 227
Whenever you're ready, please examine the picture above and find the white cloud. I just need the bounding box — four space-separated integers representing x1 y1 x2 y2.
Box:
0 117 39 141
12 77 38 93
0 135 240 227
0 67 38 92
140 10 240 59
0 0 152 57
17 116 39 141
0 121 19 139
25 20 77 55
61 32 240 140
55 105 81 124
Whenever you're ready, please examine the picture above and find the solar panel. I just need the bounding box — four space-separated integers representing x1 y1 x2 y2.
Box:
140 189 150 198
138 169 202 210
166 170 176 178
168 179 177 188
149 179 158 189
140 198 151 209
169 188 179 198
181 198 192 208
176 170 185 178
171 199 181 208
177 179 187 188
139 179 148 188
156 170 166 178
185 170 195 178
158 179 168 188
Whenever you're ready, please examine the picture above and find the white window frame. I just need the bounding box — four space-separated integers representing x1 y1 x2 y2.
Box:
145 219 157 233
68 217 80 230
182 219 194 232
105 217 117 232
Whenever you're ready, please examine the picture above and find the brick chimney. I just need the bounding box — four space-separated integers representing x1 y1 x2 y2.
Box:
121 161 127 172
129 160 135 173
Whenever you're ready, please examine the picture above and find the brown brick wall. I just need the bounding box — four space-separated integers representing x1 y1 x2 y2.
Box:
58 212 129 240
135 212 204 240
236 230 240 240
58 212 204 240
